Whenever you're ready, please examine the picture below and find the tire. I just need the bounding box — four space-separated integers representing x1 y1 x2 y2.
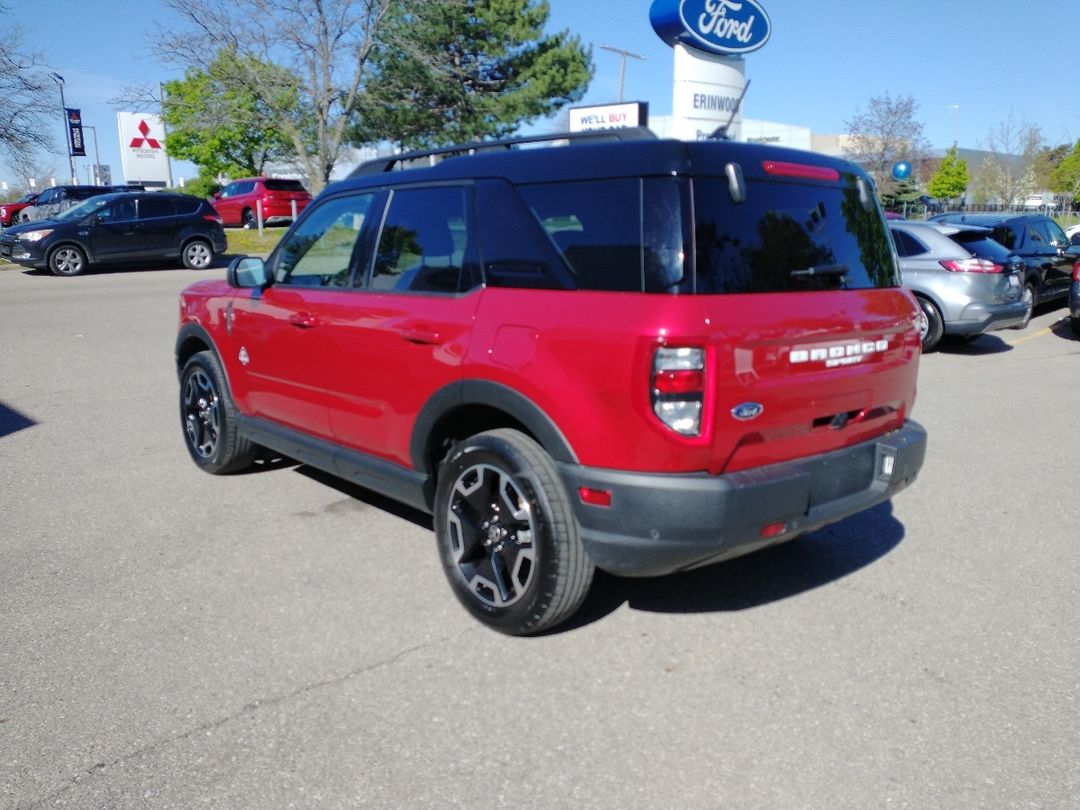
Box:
182 238 213 270
1012 284 1035 330
48 245 87 277
916 296 944 352
179 350 257 474
242 208 256 229
1071 316 1080 338
434 429 594 635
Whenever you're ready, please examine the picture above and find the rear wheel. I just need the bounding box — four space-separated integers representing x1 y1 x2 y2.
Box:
916 296 944 352
182 238 213 269
242 208 256 229
1013 283 1035 329
48 245 87 276
434 429 594 635
179 351 257 474
1071 315 1080 338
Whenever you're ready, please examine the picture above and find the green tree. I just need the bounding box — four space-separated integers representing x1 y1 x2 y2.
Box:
162 51 299 179
927 145 969 203
156 0 394 192
1049 140 1080 205
356 0 593 149
973 112 1042 207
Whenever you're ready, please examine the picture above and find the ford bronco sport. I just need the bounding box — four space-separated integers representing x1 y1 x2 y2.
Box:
176 129 927 635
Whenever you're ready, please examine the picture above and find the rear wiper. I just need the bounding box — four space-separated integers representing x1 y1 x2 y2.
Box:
790 264 849 277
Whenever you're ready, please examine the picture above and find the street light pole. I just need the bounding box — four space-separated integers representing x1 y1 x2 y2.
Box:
50 72 77 185
599 44 646 103
84 125 101 185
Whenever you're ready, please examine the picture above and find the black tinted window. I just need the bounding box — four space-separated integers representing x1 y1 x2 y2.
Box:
694 178 897 293
991 226 1017 250
949 231 1012 262
370 186 479 293
516 178 688 292
139 197 175 219
891 229 928 258
174 197 202 215
264 179 306 192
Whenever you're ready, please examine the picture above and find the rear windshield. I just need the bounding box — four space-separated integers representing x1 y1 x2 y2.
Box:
948 230 1013 263
264 179 307 192
693 178 898 293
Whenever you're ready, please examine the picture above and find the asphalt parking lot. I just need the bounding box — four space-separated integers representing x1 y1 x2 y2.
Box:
1 264 1078 809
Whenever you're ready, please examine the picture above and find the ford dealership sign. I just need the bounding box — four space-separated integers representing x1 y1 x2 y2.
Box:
650 0 772 56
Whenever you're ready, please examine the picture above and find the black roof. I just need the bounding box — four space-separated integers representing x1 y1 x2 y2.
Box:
334 131 870 192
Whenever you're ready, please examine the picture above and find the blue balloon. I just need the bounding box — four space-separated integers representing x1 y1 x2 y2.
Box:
892 161 912 180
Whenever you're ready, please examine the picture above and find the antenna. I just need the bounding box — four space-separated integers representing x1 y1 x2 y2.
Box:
710 79 752 141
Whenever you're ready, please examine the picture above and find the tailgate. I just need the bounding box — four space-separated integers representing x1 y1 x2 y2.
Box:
702 289 922 473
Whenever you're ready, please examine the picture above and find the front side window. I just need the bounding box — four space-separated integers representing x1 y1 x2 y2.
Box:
274 193 376 287
369 186 478 293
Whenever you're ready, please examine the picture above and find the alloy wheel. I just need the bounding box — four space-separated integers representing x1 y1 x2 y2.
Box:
182 368 220 459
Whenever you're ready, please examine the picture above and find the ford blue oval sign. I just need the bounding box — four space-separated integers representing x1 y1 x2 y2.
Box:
650 0 772 56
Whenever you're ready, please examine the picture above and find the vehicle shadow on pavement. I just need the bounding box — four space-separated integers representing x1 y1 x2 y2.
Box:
935 334 1012 355
0 400 37 438
562 501 904 630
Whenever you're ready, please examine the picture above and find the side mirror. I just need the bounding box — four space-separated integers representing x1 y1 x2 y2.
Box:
213 192 222 201
228 256 271 289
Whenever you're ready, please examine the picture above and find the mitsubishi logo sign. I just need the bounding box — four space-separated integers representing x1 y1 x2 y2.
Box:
117 112 171 186
129 119 162 149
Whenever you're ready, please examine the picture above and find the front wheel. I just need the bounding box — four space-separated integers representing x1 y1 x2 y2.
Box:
434 429 594 635
182 239 213 269
179 351 257 474
49 245 87 276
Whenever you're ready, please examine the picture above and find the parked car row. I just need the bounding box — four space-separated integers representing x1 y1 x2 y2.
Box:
891 212 1079 349
0 191 227 276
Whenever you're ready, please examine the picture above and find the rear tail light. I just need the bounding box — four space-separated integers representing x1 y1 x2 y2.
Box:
204 212 223 224
940 258 1002 274
652 347 705 436
1073 260 1080 282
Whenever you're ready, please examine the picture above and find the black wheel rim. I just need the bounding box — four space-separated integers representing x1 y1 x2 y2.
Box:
446 463 537 608
182 368 220 459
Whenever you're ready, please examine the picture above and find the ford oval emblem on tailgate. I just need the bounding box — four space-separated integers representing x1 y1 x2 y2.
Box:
731 402 764 421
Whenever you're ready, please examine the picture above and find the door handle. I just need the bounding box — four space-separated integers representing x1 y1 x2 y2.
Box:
401 326 442 345
288 312 318 328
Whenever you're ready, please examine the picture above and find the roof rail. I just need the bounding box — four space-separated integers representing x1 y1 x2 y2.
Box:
350 127 658 176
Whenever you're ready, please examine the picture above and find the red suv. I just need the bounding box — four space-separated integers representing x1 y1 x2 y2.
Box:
211 177 311 228
177 131 927 635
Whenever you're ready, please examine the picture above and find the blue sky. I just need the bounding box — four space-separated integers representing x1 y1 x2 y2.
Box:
5 0 1078 189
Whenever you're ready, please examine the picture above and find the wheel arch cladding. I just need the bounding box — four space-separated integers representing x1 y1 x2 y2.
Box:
411 380 578 475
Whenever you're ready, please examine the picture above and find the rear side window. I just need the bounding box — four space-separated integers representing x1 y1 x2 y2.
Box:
174 197 202 215
516 179 688 292
991 226 1017 250
693 178 897 292
139 197 176 219
891 229 928 257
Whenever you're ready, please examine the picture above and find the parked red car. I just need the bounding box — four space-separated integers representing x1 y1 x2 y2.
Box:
0 193 38 227
210 177 311 228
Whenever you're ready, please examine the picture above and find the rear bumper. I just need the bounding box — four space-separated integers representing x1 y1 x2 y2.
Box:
558 420 927 577
946 299 1029 335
